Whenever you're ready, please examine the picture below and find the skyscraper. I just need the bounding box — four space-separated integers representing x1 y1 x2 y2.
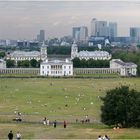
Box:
72 27 80 41
39 30 45 42
96 21 108 37
91 18 97 36
79 26 88 42
37 34 40 41
109 22 117 38
90 18 117 38
130 27 140 43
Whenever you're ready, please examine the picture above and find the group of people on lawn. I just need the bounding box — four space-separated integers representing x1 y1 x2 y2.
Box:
43 117 67 128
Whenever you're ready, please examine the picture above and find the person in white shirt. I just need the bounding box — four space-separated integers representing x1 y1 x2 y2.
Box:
47 119 50 125
43 117 46 125
103 135 110 140
98 135 103 140
16 132 21 140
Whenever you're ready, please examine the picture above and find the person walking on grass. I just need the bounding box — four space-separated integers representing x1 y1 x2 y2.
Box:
47 119 50 126
16 131 21 140
53 120 57 128
8 130 13 140
43 117 47 125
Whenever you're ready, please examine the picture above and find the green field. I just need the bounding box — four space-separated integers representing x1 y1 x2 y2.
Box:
0 77 140 139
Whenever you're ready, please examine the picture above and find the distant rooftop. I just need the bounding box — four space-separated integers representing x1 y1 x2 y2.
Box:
10 51 40 57
42 59 72 65
79 50 110 57
113 59 137 67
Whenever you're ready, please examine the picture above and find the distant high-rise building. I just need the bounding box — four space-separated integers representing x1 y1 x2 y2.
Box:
72 26 88 42
90 18 117 38
37 34 40 41
130 27 140 37
91 18 97 36
79 26 88 42
96 21 108 37
130 27 140 43
72 27 80 41
109 22 117 38
39 30 45 42
36 30 45 42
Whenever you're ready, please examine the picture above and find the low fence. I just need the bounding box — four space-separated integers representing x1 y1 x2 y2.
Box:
74 68 120 75
0 68 40 75
0 68 120 76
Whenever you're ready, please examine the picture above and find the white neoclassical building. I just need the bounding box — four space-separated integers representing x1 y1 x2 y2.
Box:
7 43 47 62
110 59 137 76
40 59 73 76
71 42 112 60
0 59 6 69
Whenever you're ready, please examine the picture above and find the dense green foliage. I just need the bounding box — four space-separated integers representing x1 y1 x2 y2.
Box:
30 59 39 68
48 46 71 55
6 59 15 68
101 86 140 128
0 51 6 58
72 58 109 68
6 59 40 68
17 60 30 68
47 46 111 55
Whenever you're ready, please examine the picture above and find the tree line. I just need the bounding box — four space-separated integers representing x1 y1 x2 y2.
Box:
72 58 109 68
6 59 40 68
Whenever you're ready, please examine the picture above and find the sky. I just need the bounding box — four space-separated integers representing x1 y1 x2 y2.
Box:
0 1 140 40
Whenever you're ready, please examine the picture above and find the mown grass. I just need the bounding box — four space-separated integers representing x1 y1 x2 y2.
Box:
0 78 140 139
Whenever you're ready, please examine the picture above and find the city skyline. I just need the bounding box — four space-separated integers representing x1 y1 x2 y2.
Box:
0 1 140 40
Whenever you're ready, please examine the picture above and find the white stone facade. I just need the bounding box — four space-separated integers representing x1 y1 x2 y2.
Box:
0 59 6 69
71 42 112 60
110 59 137 76
40 59 73 76
7 43 47 62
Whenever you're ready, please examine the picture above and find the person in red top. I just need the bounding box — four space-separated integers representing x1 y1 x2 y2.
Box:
64 120 67 128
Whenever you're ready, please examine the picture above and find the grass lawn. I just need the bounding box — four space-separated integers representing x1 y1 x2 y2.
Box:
0 77 140 139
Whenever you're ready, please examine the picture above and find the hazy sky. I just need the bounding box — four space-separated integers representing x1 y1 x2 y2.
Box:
0 1 140 40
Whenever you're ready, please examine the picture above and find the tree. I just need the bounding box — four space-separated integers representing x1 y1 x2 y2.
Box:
101 86 140 128
80 59 87 68
72 57 81 67
22 60 30 68
6 60 15 68
0 51 6 58
17 61 22 67
30 59 38 68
